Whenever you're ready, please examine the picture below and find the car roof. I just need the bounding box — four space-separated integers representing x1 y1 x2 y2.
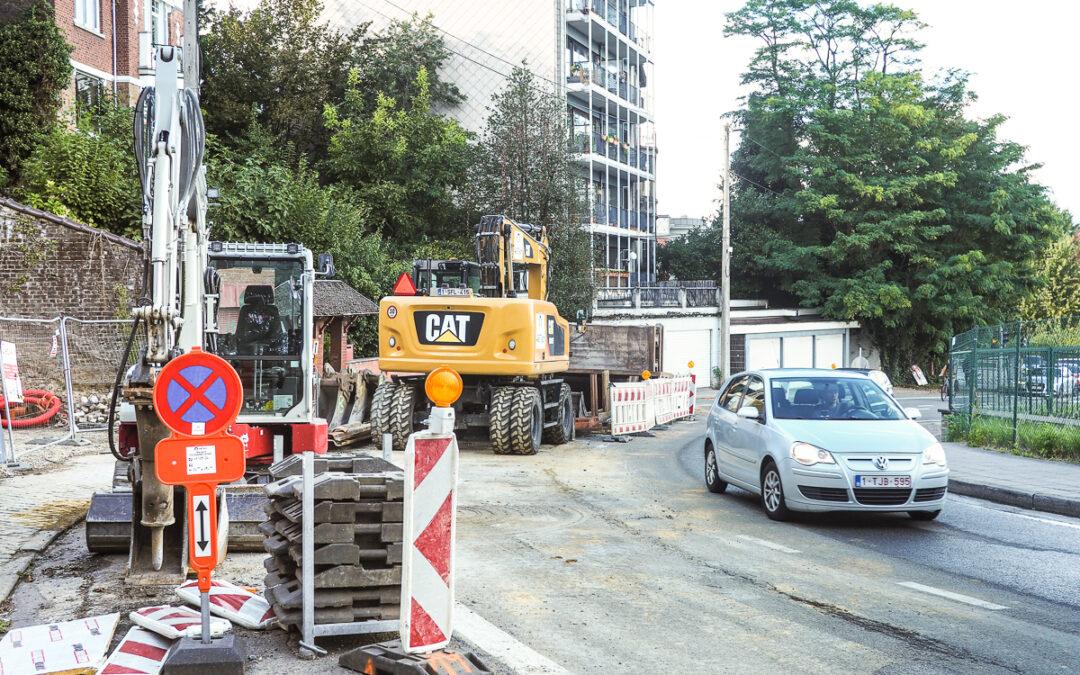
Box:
746 368 870 380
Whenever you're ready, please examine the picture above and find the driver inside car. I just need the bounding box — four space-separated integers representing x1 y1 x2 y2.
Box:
818 384 851 418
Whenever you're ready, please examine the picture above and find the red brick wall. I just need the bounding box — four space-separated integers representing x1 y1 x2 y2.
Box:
53 0 114 75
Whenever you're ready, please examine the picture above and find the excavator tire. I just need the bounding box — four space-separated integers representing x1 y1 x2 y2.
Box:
389 382 416 452
543 383 574 445
489 386 514 455
370 378 394 442
510 387 543 455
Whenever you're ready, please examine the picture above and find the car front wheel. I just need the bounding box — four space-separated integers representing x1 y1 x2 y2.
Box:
761 461 792 521
705 445 727 494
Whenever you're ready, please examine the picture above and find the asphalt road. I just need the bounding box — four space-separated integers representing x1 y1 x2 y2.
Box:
453 416 1080 673
893 387 946 439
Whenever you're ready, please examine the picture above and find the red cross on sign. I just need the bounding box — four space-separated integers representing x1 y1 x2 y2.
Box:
153 347 246 592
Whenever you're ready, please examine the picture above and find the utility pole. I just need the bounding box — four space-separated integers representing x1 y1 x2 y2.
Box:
721 122 732 381
183 0 200 95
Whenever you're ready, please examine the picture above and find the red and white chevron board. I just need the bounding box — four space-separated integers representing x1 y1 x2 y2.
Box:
130 604 231 640
176 579 276 629
400 431 459 653
100 626 172 675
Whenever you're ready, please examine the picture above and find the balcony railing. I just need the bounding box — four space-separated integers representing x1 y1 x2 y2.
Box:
596 283 721 310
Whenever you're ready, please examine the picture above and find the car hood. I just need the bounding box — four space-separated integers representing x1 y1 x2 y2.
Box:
771 419 934 454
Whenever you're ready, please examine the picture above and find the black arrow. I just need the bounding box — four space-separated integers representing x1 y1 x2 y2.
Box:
195 500 209 553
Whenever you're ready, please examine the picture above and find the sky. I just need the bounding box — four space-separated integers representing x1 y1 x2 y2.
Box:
654 1 1080 223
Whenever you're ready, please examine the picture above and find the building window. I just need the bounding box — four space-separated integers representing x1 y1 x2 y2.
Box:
152 0 166 45
74 0 101 32
74 71 104 115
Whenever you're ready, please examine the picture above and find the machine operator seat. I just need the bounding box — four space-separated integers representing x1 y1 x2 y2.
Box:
235 285 287 355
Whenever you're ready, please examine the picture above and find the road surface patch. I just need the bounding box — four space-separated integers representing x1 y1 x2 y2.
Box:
455 604 570 674
897 582 1007 610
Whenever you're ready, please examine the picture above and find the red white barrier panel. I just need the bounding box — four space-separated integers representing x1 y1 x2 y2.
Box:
130 604 231 640
670 375 693 421
610 382 650 435
651 379 675 425
400 428 459 653
100 627 172 675
176 579 276 629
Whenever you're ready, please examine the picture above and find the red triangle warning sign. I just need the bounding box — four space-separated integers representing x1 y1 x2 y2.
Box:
392 272 416 296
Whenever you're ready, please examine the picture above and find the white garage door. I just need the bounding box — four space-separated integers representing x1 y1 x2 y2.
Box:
784 336 813 368
664 330 711 383
814 334 844 369
746 337 781 370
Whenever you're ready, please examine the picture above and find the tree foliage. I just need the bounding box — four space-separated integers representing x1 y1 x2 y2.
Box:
200 0 360 161
658 225 722 282
17 102 141 239
323 67 473 248
724 0 1070 376
469 67 594 317
0 0 71 185
1019 236 1080 321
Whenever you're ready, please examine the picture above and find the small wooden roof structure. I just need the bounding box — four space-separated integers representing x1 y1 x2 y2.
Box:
312 279 378 319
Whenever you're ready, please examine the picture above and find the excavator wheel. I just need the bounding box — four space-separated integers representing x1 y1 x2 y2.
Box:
389 382 416 452
510 387 543 455
370 377 394 441
489 387 514 454
543 383 574 445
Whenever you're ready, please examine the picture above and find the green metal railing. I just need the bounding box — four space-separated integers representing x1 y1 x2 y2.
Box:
948 316 1080 453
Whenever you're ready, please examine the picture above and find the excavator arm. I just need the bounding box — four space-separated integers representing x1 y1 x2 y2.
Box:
475 215 551 301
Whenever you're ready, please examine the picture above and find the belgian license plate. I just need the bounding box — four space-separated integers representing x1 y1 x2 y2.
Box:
855 475 911 488
431 288 472 297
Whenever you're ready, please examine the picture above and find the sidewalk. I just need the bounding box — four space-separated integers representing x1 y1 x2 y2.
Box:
0 453 114 602
944 442 1080 518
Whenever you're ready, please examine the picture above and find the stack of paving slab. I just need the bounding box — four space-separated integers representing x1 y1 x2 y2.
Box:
260 453 405 630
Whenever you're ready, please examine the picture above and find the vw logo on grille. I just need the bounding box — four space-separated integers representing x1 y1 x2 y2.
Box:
873 456 890 471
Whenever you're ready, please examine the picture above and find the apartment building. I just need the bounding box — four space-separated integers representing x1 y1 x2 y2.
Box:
48 0 183 108
328 0 658 287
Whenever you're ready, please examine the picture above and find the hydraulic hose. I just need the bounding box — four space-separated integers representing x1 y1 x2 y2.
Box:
107 316 141 461
0 389 62 428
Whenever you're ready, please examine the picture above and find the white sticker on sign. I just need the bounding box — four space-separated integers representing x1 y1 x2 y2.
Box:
535 313 545 349
190 421 205 436
185 445 217 475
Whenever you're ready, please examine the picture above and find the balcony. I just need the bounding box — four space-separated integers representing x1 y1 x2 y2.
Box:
596 282 721 310
578 133 654 176
566 0 652 54
586 204 655 231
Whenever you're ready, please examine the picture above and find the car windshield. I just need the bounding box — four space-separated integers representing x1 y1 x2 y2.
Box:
770 377 905 421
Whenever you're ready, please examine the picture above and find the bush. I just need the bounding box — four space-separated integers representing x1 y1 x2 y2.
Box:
954 414 1080 462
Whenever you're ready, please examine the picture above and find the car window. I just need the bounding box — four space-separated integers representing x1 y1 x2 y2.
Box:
743 377 766 416
719 376 749 413
770 376 905 420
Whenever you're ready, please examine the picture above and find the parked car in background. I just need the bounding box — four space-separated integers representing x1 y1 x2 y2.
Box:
839 368 894 395
1021 365 1078 396
704 369 948 521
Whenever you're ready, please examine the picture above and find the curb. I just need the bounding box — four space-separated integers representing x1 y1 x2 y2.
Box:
0 527 67 605
948 478 1080 519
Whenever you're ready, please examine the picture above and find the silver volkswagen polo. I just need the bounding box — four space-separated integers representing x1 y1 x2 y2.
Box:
704 369 948 521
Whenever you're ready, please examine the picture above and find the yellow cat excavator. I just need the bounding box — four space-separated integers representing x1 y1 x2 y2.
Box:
374 215 572 454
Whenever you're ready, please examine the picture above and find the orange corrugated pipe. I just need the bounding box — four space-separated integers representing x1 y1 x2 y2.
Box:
0 389 62 428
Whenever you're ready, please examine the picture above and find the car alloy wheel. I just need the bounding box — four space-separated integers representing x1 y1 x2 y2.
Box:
760 461 792 521
705 447 727 494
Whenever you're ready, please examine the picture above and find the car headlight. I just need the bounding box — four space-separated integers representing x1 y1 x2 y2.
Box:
922 442 947 467
790 442 836 466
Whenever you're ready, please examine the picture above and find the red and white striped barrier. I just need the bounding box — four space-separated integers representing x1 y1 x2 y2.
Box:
100 627 172 675
0 612 118 675
130 604 231 640
610 374 697 436
400 427 459 653
610 382 650 435
176 579 276 629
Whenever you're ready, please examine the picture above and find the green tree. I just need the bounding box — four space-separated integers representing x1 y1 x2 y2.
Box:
0 0 71 185
468 67 594 317
200 0 361 160
17 101 141 238
658 225 722 282
1020 236 1080 321
322 67 473 248
723 0 1069 376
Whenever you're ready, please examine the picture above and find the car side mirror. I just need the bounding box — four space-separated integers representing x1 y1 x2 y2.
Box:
317 252 336 278
905 407 922 420
737 406 759 420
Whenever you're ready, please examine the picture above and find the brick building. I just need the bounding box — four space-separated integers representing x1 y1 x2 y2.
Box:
49 0 184 107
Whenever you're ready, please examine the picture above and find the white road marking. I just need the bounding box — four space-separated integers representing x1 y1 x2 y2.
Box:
897 582 1007 610
455 604 571 674
960 497 1080 531
737 535 801 554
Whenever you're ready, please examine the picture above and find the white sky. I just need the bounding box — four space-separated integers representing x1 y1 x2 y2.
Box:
654 1 1080 224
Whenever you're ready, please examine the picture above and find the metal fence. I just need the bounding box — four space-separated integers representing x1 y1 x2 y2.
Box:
595 283 720 310
0 315 141 464
947 317 1080 458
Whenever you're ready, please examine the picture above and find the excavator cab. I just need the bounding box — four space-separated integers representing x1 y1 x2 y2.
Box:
412 259 482 297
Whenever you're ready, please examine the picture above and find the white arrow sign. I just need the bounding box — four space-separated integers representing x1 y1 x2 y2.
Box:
192 494 211 558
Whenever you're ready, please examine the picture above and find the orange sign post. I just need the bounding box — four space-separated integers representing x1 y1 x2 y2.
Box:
152 347 246 645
